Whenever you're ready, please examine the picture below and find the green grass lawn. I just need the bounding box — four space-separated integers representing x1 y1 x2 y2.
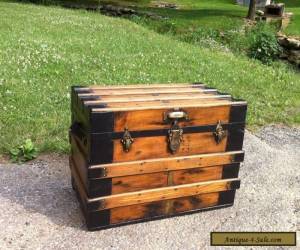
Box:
132 0 246 31
0 1 299 155
283 0 300 35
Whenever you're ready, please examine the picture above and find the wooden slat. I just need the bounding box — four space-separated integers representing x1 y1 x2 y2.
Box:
87 83 205 90
90 98 231 109
85 88 217 96
92 101 247 112
110 192 219 224
113 105 231 132
88 178 240 210
110 166 226 193
88 86 204 93
84 94 231 104
111 172 168 194
172 166 223 185
90 151 243 179
113 132 228 162
70 136 88 187
78 89 218 97
70 157 89 202
110 200 166 224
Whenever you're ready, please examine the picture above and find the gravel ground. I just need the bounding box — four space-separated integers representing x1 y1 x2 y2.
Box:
0 125 299 250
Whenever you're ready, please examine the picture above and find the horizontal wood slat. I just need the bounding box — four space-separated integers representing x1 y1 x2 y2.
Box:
86 178 240 211
78 90 218 98
89 151 244 179
110 192 220 224
92 101 247 112
113 132 228 162
84 94 231 104
86 83 205 90
86 97 231 109
111 172 168 195
85 88 217 96
172 166 223 185
113 105 231 132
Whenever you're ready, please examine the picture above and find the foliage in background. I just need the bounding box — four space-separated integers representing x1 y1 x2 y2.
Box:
9 139 38 163
131 16 282 64
247 22 282 64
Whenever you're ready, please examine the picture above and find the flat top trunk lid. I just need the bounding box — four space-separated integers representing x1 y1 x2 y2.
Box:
72 84 247 134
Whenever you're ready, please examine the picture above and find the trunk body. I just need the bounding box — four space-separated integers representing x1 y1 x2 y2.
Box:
70 83 247 230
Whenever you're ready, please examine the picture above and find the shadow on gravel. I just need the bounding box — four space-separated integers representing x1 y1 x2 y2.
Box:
0 156 86 230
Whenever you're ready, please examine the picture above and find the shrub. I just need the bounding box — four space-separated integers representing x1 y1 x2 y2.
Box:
9 139 38 163
247 22 281 64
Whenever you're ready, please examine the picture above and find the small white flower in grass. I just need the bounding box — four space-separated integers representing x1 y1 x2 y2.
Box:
41 43 48 49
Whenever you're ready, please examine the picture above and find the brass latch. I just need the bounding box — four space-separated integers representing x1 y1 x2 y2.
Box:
213 120 227 144
164 108 188 154
168 121 183 154
121 128 134 152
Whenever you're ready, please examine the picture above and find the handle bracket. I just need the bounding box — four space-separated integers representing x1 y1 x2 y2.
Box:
213 120 227 144
121 128 134 152
163 108 189 124
168 121 183 154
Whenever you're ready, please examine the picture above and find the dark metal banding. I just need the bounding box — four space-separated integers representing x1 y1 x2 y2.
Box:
222 163 240 179
88 122 245 140
89 110 114 133
79 95 102 101
226 123 245 151
90 135 114 165
229 103 247 123
230 180 241 190
86 210 111 229
218 190 236 205
233 152 245 162
88 178 112 197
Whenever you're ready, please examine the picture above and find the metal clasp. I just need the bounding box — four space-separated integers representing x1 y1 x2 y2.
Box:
164 108 187 154
121 128 134 152
168 121 183 154
213 120 227 144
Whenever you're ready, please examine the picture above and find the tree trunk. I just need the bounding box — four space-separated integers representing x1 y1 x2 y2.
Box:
247 0 256 20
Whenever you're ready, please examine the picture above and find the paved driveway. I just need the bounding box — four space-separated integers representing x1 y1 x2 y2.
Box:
0 126 299 249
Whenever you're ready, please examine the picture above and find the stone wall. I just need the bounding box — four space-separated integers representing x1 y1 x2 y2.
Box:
278 34 300 67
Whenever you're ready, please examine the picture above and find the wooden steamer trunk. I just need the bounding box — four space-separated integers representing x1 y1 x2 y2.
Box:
69 83 247 230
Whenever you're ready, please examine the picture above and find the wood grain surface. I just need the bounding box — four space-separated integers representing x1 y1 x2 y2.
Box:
110 192 220 224
113 132 228 162
84 94 230 104
113 105 231 132
87 84 205 89
90 151 243 179
90 178 240 210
